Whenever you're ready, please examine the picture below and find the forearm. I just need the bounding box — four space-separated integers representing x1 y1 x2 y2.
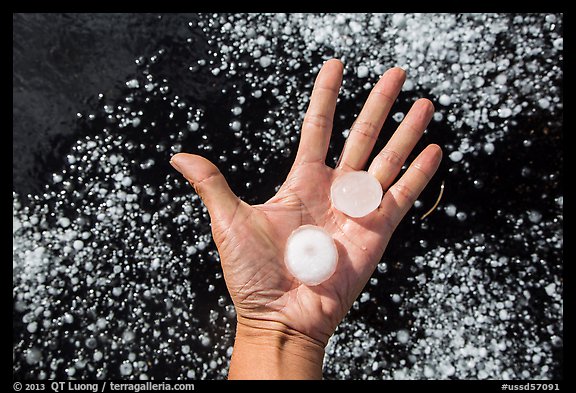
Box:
228 317 326 380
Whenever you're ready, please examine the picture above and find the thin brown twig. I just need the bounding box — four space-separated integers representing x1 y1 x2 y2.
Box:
420 180 445 220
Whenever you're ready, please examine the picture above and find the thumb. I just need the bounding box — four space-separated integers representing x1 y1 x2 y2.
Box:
170 153 241 226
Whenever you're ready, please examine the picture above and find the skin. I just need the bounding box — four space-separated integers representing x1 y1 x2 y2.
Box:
170 59 442 379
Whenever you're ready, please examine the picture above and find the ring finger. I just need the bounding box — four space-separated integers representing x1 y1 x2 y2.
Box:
368 98 434 189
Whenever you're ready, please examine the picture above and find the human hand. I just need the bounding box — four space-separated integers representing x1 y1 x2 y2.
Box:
170 59 442 379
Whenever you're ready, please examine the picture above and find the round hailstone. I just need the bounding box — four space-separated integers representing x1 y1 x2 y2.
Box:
284 225 338 286
330 171 383 218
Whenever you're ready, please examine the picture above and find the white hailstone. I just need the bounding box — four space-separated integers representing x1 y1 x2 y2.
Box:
96 318 107 329
498 107 512 118
13 217 22 233
122 330 135 342
230 120 241 131
403 79 414 91
449 151 463 162
120 362 133 376
73 240 84 250
26 347 42 365
392 112 405 122
52 173 63 183
552 38 563 50
125 79 139 89
555 196 563 208
396 329 410 344
544 283 556 297
528 210 542 224
200 336 211 347
349 20 362 33
357 65 369 78
284 225 338 286
259 56 272 68
433 111 443 122
545 14 557 23
374 63 386 75
58 217 71 228
474 76 485 88
495 73 507 85
187 121 199 132
439 94 452 106
391 13 406 27
538 98 550 109
27 321 38 333
331 171 383 218
483 142 495 155
445 204 457 217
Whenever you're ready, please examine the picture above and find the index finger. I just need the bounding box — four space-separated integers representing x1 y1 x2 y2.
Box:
294 59 343 165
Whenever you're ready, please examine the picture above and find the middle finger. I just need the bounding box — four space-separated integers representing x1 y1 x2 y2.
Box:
337 67 406 171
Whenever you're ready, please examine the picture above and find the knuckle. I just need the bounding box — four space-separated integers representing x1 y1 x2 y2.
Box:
314 84 340 95
411 162 433 182
192 172 221 193
303 113 332 130
392 182 417 205
377 148 404 168
370 89 395 103
350 119 380 138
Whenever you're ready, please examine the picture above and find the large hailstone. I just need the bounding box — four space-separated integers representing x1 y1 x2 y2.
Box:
284 225 338 286
330 171 383 218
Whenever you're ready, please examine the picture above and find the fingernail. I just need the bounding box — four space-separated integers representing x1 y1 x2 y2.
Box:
429 144 443 164
169 156 183 174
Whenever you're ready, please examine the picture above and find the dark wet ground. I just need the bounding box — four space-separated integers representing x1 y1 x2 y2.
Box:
13 13 563 380
13 13 196 195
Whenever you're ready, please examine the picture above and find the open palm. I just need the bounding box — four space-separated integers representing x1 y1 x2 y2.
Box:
170 59 442 346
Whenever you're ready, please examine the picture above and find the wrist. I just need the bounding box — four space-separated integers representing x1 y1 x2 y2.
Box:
228 316 326 380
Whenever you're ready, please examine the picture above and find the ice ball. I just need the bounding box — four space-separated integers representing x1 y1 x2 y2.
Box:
330 171 383 218
284 225 338 286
